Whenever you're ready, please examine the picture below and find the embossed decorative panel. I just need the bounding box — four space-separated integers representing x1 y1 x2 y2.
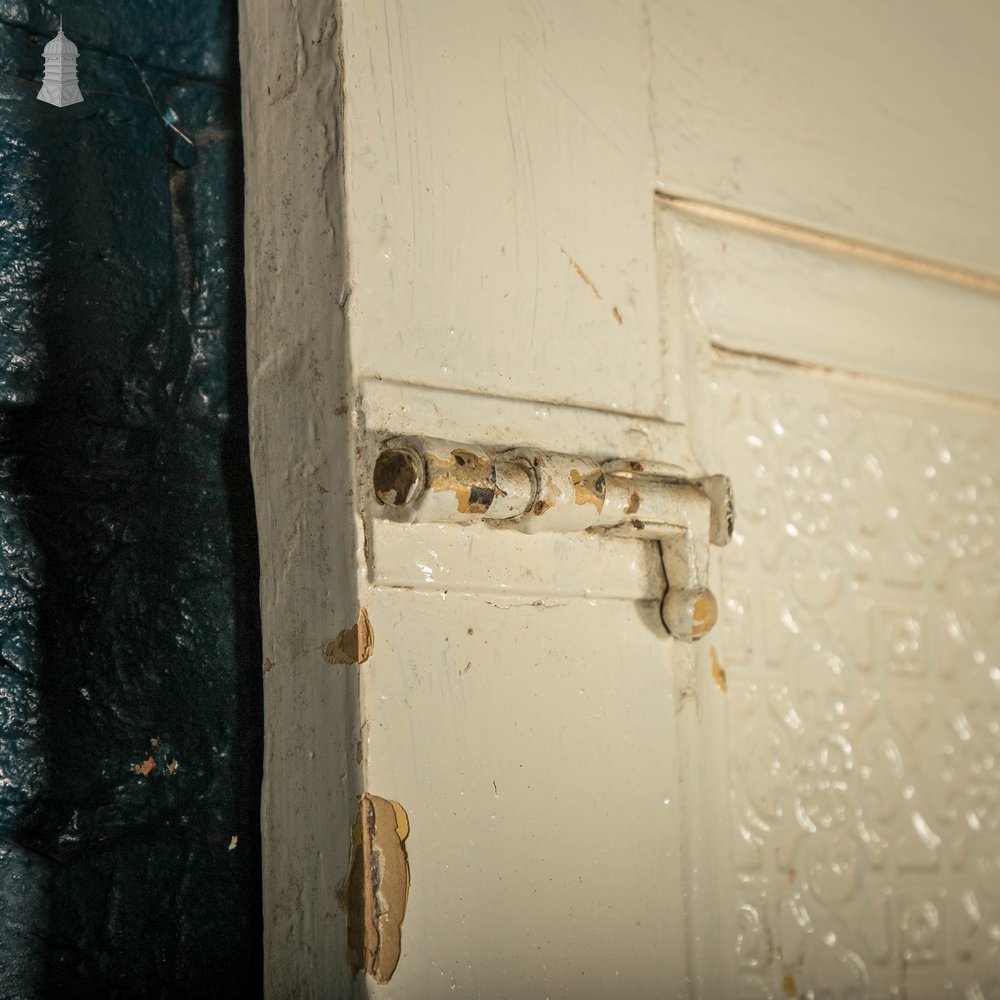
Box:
676 209 1000 998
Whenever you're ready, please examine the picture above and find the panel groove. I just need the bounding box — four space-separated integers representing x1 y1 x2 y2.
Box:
659 192 1000 296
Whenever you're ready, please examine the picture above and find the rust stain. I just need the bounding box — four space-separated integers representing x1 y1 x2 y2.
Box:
624 490 640 515
630 518 645 530
426 449 496 515
627 461 644 473
781 973 797 997
530 459 556 516
355 740 363 765
342 794 411 984
560 248 603 300
710 647 728 692
532 496 553 516
569 467 606 512
325 607 375 665
132 756 156 776
611 305 623 325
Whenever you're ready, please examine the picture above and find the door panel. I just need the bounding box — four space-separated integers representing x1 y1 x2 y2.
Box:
652 2 1000 274
662 199 1000 997
711 367 1000 999
344 1 664 415
363 590 688 998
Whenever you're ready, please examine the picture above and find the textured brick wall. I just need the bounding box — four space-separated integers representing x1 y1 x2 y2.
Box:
0 3 261 995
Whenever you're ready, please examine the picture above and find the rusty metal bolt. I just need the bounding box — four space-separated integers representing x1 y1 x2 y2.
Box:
373 447 424 507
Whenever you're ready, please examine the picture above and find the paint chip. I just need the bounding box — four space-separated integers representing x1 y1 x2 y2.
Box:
342 794 410 984
710 647 728 692
228 835 238 851
132 756 156 776
569 467 606 511
262 657 273 674
324 607 374 664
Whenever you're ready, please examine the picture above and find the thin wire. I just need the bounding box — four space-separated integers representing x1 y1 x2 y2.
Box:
128 55 195 148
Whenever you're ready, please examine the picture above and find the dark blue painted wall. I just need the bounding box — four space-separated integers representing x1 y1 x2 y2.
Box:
0 3 261 996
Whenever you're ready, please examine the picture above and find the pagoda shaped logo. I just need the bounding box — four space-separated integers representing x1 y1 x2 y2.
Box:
37 17 83 107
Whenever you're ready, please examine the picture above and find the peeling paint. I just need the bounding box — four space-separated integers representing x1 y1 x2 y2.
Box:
426 448 497 514
710 647 728 692
324 607 375 664
569 467 606 511
532 496 554 516
342 794 411 984
131 756 156 776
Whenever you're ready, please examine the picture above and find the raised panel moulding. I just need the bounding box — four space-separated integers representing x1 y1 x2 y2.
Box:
659 194 1000 403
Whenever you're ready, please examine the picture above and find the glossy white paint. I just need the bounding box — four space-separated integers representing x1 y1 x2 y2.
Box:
242 1 1000 996
339 5 706 994
660 199 1000 998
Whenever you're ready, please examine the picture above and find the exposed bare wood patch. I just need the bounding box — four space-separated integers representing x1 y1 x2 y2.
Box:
341 794 411 984
324 607 375 664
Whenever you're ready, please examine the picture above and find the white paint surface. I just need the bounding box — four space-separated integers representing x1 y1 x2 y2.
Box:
243 1 1000 996
652 1 1000 274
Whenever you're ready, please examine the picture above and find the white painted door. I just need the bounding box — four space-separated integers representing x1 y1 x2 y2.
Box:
241 3 1000 997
